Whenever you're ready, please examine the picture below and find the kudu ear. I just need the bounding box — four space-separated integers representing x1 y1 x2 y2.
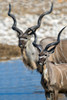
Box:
8 4 23 38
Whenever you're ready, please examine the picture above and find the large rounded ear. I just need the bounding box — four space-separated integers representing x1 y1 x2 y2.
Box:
8 4 23 38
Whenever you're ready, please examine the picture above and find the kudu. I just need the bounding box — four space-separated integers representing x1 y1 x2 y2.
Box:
32 26 66 73
32 27 67 100
41 54 67 100
8 2 57 71
42 59 67 100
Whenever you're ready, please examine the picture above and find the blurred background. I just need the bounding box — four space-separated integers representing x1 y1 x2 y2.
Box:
0 0 67 100
0 0 67 61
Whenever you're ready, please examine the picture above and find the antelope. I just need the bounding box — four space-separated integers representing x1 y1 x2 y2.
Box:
8 3 67 74
41 55 67 100
32 28 67 100
32 26 66 73
8 2 57 71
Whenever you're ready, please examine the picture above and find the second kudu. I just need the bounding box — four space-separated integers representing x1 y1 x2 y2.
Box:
32 27 67 100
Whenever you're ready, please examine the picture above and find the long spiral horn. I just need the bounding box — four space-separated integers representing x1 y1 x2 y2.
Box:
44 26 66 52
32 26 66 53
8 4 23 37
25 2 53 34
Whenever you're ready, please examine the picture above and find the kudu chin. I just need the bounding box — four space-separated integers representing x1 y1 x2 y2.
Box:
8 2 56 70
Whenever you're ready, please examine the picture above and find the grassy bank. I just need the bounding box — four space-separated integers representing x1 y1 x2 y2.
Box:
0 44 21 61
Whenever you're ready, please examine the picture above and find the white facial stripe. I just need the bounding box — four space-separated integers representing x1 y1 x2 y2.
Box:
39 55 46 59
20 38 27 41
20 45 22 47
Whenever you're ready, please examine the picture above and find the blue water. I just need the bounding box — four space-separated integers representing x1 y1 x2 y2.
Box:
0 59 45 100
0 59 67 100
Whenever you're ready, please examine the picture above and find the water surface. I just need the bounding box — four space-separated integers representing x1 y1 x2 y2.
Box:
0 59 67 100
0 59 45 100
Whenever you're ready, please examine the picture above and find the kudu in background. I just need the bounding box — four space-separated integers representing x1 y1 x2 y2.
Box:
32 27 67 100
8 2 57 71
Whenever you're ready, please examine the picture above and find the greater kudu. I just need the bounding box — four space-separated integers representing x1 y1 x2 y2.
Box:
8 2 56 70
41 55 67 100
32 26 66 73
32 27 67 100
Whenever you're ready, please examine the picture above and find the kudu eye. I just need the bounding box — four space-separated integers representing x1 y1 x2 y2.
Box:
28 31 33 35
44 54 47 56
28 31 32 35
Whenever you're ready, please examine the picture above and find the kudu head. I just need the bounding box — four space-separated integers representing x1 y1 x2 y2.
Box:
8 2 53 50
32 26 66 66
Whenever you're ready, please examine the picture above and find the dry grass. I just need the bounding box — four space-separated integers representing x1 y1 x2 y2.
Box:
0 44 21 61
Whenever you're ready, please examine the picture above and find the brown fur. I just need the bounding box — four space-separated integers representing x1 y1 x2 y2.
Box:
49 39 67 63
41 60 67 100
22 47 37 69
21 36 56 70
21 37 67 74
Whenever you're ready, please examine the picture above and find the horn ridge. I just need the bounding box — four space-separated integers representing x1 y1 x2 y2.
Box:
32 32 42 52
57 26 66 42
8 4 23 36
